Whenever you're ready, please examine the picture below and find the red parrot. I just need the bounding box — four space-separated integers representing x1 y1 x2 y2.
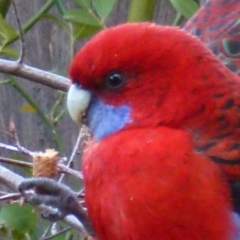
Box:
18 1 240 239
66 21 240 239
184 0 240 76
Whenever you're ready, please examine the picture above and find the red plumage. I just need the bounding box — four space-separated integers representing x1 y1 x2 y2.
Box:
69 22 240 239
70 23 240 181
184 0 240 76
83 127 233 240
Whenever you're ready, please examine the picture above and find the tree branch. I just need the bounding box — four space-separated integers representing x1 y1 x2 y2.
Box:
0 59 70 91
0 164 24 190
11 0 25 64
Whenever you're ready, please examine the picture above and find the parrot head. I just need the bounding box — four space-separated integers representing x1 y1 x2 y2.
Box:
67 23 232 140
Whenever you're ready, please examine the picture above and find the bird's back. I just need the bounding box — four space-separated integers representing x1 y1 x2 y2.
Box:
184 0 240 76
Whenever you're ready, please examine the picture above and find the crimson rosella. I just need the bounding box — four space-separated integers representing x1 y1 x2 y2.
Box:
66 22 240 239
18 1 240 239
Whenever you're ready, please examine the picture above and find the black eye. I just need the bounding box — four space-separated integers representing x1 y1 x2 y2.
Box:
105 71 125 90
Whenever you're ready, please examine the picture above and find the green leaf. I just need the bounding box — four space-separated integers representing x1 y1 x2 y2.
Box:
0 225 8 237
0 203 37 233
11 229 26 240
0 0 11 18
0 13 17 41
169 0 199 19
73 22 102 39
19 104 37 113
92 0 116 20
64 9 100 26
0 79 10 85
74 0 92 9
0 46 19 58
128 0 156 22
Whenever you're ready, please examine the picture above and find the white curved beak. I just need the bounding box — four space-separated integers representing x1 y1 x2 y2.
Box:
67 84 91 124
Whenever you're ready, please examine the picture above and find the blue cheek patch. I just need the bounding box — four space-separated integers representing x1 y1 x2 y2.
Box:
86 98 132 140
231 212 240 239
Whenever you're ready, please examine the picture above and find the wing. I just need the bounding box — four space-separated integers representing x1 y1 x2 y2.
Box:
184 0 240 76
184 0 240 214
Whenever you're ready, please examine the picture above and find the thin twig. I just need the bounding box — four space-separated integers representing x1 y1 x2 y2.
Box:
68 127 86 165
0 141 34 156
0 156 32 168
58 164 83 179
0 59 70 91
0 142 27 153
0 129 12 136
3 0 56 47
0 192 22 201
10 0 25 64
0 156 82 179
41 227 72 240
57 126 86 183
67 125 91 169
9 118 34 155
58 129 83 183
